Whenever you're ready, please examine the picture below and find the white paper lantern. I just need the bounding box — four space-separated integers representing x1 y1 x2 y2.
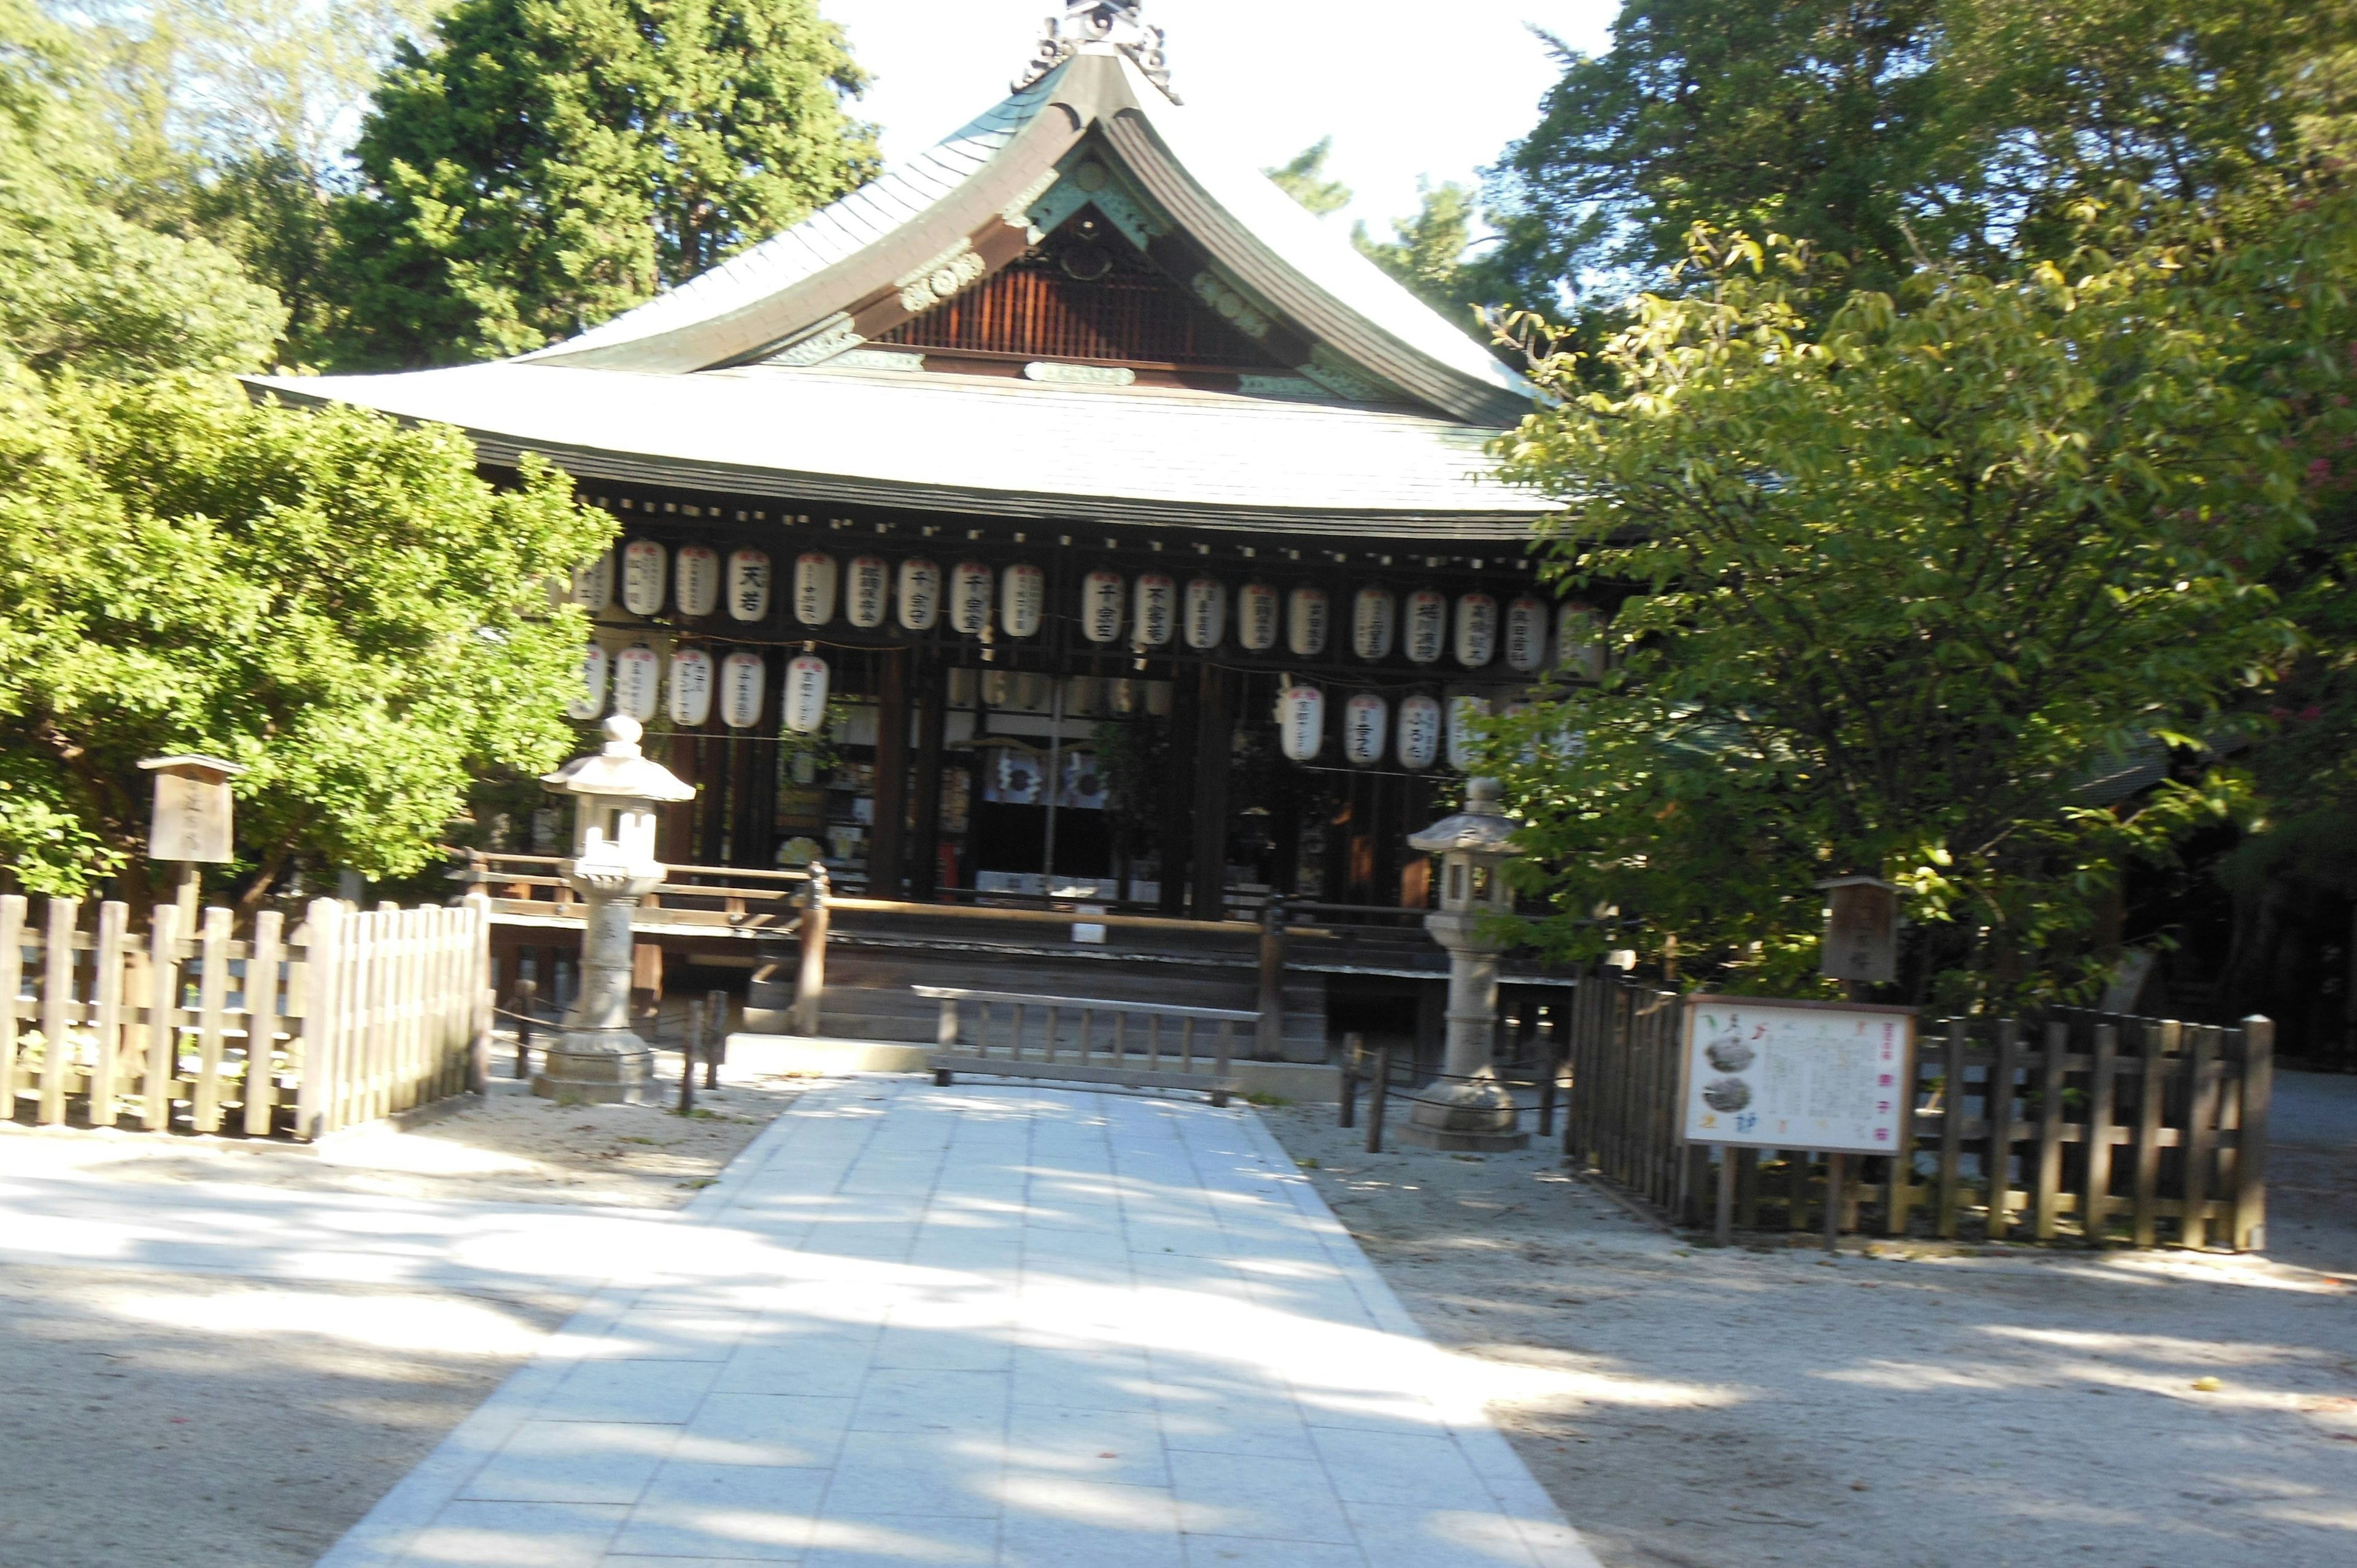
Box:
1184 577 1226 649
727 549 771 622
612 643 661 720
1132 573 1175 648
1404 590 1447 664
1287 585 1330 658
674 546 719 617
1238 582 1280 652
1277 684 1325 762
897 558 941 631
1342 693 1388 766
1455 592 1499 668
621 540 667 617
950 561 992 635
1395 693 1441 770
1504 596 1549 673
571 552 614 613
1001 563 1044 636
792 552 838 626
667 647 713 725
1557 600 1606 681
843 555 888 629
1447 693 1491 770
565 643 609 720
720 650 767 728
783 653 830 734
1352 587 1396 661
1080 570 1124 644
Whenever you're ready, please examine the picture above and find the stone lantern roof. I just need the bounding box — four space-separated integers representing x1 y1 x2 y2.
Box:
1407 777 1522 855
541 716 696 801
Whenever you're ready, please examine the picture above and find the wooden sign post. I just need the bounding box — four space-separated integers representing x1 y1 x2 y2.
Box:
139 755 248 924
1817 875 1899 986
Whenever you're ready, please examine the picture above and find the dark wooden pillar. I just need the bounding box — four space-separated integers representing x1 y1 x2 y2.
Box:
728 652 783 869
1188 663 1234 920
908 655 948 900
869 647 911 897
697 732 727 865
1159 670 1199 915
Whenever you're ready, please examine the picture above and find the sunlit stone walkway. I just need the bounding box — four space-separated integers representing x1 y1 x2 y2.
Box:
317 1079 1598 1568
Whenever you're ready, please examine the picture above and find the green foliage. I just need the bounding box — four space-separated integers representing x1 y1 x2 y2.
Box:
0 373 613 897
1264 137 1352 218
1482 215 2316 1007
1352 180 1480 319
332 0 878 366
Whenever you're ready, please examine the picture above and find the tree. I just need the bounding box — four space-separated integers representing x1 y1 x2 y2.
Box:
1353 180 1480 318
333 0 879 366
1480 220 2316 1006
1264 136 1351 217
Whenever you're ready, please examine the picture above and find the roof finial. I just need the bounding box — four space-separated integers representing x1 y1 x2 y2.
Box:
1014 2 1180 102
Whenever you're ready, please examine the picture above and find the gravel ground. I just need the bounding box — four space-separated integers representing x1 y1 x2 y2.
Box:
0 1045 804 1568
1257 1078 2357 1568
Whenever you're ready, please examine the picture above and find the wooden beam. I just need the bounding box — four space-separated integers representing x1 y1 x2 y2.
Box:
1188 663 1234 920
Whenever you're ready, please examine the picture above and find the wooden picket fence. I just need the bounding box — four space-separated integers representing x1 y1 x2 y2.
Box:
1560 971 2273 1250
1 894 491 1141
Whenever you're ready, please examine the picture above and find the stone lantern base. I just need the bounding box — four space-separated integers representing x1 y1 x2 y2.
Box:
533 1029 654 1105
1398 1091 1531 1154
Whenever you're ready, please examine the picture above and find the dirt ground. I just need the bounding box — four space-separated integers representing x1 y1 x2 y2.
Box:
0 1047 803 1568
1258 1078 2357 1568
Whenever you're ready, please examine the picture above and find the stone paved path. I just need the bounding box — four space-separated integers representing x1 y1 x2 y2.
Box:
316 1079 1599 1567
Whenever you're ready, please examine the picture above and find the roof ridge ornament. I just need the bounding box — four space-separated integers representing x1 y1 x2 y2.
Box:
1014 1 1180 102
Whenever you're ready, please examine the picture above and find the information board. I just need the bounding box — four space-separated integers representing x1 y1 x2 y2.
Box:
1678 994 1916 1155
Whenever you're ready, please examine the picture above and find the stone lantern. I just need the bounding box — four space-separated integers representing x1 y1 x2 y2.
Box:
536 715 695 1103
1401 777 1529 1151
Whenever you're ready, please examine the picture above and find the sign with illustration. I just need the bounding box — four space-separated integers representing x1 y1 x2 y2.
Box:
1678 994 1915 1154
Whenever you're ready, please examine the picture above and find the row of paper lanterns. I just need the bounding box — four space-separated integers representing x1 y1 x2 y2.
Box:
573 543 1606 674
572 644 834 734
1275 687 1501 770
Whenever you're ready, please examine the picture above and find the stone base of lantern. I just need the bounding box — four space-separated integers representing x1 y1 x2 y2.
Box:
534 1029 654 1105
1398 1085 1530 1153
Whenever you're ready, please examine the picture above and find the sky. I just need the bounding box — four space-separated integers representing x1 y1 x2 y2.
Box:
816 1 1619 236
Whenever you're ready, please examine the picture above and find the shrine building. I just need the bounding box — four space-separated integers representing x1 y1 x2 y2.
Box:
253 6 1584 1047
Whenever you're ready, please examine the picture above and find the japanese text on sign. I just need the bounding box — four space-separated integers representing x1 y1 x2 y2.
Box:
1679 994 1916 1154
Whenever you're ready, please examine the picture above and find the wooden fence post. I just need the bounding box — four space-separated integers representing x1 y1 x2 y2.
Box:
293 898 342 1141
144 903 182 1132
1935 1018 1966 1239
793 864 830 1036
1338 1032 1362 1129
2084 1020 2121 1244
1254 896 1288 1060
243 909 285 1136
1366 1046 1390 1154
90 900 130 1129
0 895 25 1114
1987 1018 2019 1241
514 978 538 1080
705 987 727 1088
39 896 79 1126
2183 1024 2221 1249
2234 1016 2272 1252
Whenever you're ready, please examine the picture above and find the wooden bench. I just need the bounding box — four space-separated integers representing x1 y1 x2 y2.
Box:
914 986 1253 1105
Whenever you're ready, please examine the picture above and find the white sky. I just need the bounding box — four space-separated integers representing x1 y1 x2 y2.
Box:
816 1 1619 236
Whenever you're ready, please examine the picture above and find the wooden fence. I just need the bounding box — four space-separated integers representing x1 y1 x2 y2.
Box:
1559 971 2272 1250
1 894 491 1141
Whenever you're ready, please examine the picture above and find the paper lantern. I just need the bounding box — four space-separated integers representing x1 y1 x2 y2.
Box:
1342 693 1388 766
612 643 660 720
1404 590 1447 664
950 561 992 635
844 555 888 629
674 546 719 617
897 558 941 631
1287 585 1329 657
720 651 767 729
727 549 771 622
1504 596 1549 673
1000 563 1044 636
621 540 667 617
1132 573 1175 649
1277 684 1325 762
1352 587 1396 661
1395 693 1441 770
1184 576 1226 649
667 647 713 725
1080 570 1124 644
565 643 608 720
1455 592 1498 668
571 552 613 613
783 654 830 734
1447 693 1491 770
1557 600 1606 681
1238 581 1280 652
792 552 838 626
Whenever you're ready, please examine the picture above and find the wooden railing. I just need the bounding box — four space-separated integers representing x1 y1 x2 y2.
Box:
1557 970 2274 1251
916 985 1253 1104
457 850 809 938
2 894 489 1140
